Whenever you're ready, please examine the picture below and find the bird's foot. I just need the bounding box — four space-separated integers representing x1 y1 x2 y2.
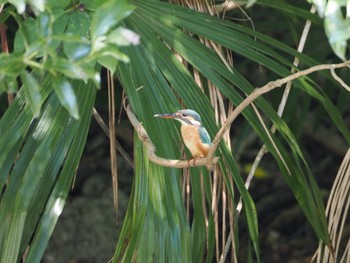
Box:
187 158 198 167
187 158 197 167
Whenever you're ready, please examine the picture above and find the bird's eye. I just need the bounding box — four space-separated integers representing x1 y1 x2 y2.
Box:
182 113 187 117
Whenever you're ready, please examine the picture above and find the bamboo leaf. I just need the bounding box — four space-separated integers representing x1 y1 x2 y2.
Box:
90 0 134 43
21 70 42 117
324 0 350 60
53 77 79 119
63 11 91 60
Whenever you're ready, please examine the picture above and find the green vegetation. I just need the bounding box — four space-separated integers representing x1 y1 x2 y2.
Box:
0 0 349 262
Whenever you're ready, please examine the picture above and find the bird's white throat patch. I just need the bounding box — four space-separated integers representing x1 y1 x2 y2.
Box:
176 118 201 126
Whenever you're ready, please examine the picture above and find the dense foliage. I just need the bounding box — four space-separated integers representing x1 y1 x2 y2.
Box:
0 0 349 262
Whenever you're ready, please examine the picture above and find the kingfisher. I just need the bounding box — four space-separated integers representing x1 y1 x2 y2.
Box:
154 109 211 159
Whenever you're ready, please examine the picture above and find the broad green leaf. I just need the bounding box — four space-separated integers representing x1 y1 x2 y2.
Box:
64 11 91 60
90 0 134 42
14 17 37 52
8 0 26 14
49 8 69 52
0 53 24 78
307 0 327 16
14 11 56 58
107 27 140 46
79 0 108 10
21 71 42 117
46 0 70 9
53 77 79 119
37 12 50 38
97 45 130 70
28 0 45 13
0 77 17 94
14 18 39 52
50 58 91 81
97 55 118 74
324 0 350 60
6 0 44 14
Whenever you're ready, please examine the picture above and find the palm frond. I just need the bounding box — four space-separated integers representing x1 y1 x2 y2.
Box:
0 78 96 262
111 0 350 261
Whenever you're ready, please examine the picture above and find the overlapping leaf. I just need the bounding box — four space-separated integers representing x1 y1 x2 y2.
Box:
111 1 350 261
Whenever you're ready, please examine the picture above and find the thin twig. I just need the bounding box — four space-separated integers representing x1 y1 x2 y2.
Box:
92 108 134 169
125 104 219 169
108 70 119 214
330 68 350 92
236 5 316 214
206 59 350 168
218 7 348 259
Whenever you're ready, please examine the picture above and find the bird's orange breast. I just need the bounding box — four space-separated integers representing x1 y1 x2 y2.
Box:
181 125 210 158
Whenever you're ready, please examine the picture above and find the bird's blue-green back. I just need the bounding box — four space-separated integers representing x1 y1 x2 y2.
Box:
198 126 211 145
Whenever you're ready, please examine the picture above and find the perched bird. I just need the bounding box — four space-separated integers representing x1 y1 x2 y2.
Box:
154 109 211 159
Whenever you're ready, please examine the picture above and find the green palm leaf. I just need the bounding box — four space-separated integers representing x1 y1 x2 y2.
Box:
1 0 348 262
111 0 350 261
0 78 96 262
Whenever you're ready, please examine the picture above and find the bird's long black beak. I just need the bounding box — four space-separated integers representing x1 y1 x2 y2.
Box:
154 113 177 119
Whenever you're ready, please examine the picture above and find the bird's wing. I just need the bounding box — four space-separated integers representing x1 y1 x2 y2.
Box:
198 126 211 145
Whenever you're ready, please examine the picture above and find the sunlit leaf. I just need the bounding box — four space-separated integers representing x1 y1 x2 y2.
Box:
79 0 108 11
98 45 130 65
107 27 140 46
307 0 327 16
24 80 96 262
28 0 45 13
14 17 37 52
46 0 71 9
64 11 91 60
98 55 118 74
90 0 134 42
50 58 91 81
21 71 42 117
53 77 79 119
37 12 50 38
8 0 26 14
324 0 350 60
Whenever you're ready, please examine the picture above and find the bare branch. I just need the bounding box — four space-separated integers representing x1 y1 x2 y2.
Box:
213 1 240 13
206 60 350 167
330 68 350 92
92 108 134 169
125 104 219 169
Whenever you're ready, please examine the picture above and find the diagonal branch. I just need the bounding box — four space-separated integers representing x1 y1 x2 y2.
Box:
125 61 350 170
92 108 134 169
206 60 350 167
125 104 219 169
